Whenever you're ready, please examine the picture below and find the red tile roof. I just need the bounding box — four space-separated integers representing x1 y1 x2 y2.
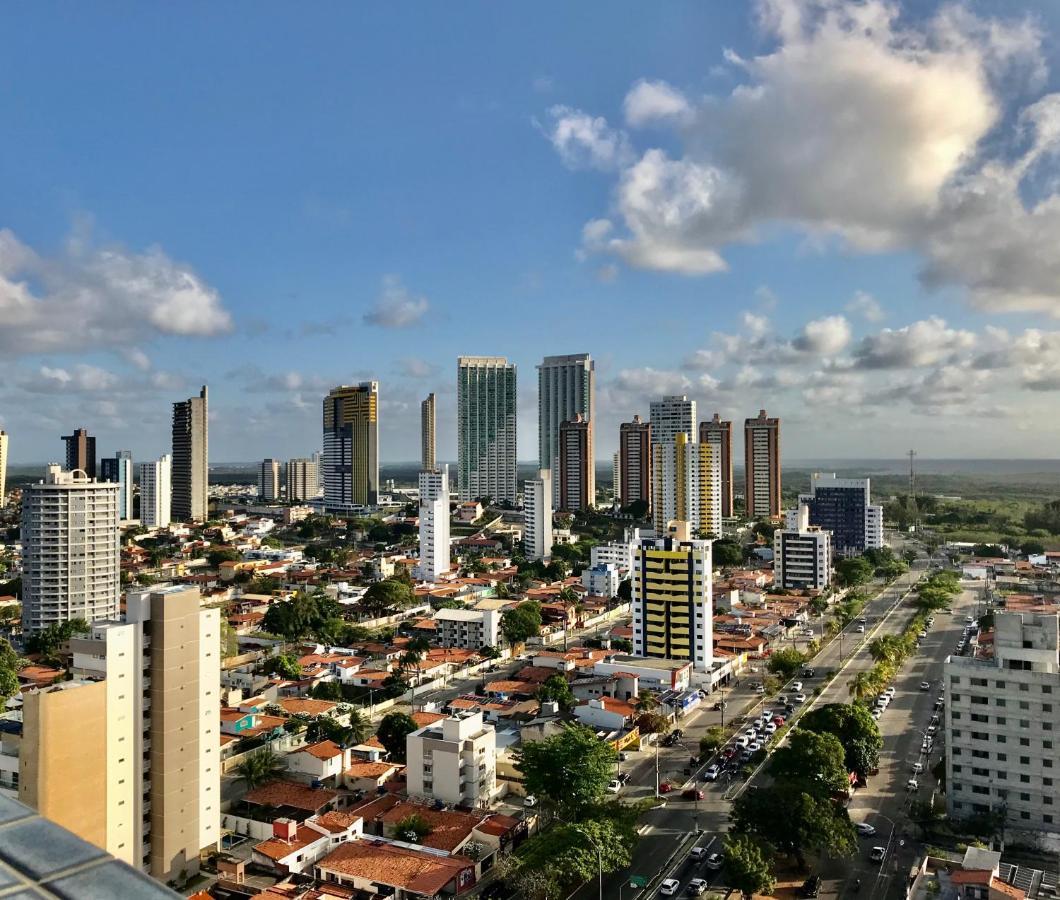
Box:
244 780 338 812
317 840 471 895
254 824 324 862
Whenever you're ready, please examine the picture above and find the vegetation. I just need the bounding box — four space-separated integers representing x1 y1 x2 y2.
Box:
263 652 302 679
713 539 745 568
700 726 726 755
767 647 806 680
235 748 287 791
25 618 89 662
360 577 416 617
724 834 776 900
376 711 418 762
207 546 243 567
500 601 543 647
835 556 873 587
514 723 617 820
800 703 882 781
393 813 433 843
536 673 575 710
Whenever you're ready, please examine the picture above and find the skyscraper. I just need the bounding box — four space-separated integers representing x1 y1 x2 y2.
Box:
792 472 883 557
651 433 723 537
100 450 134 521
558 413 593 511
612 451 621 502
619 414 652 509
538 353 594 503
21 465 120 632
322 383 379 510
172 386 209 523
457 357 517 504
744 409 781 519
421 393 436 472
523 470 553 562
649 395 696 446
0 430 7 507
417 466 451 583
286 457 320 502
139 455 172 528
258 458 281 501
632 522 713 672
62 427 97 478
699 414 733 518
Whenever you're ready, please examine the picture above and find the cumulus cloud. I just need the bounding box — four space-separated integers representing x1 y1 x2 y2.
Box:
792 315 852 355
624 79 692 127
0 227 233 355
363 275 429 328
852 316 976 369
541 106 634 171
845 290 885 322
22 364 120 394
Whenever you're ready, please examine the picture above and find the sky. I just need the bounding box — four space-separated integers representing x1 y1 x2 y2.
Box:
5 0 1060 465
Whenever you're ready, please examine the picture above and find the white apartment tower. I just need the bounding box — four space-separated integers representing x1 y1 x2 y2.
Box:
773 505 832 590
652 433 723 538
138 454 172 529
406 711 497 807
99 450 134 522
457 357 517 504
538 353 594 505
650 395 696 446
20 465 120 632
259 458 281 501
417 466 451 583
286 457 320 502
0 430 8 507
523 469 553 562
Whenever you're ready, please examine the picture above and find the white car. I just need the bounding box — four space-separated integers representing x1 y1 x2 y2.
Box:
907 778 920 791
856 822 877 836
690 846 708 860
660 878 681 896
703 764 721 782
794 693 807 704
688 878 709 896
735 736 749 748
749 740 763 752
871 846 887 862
966 616 975 623
920 681 931 690
792 681 803 691
754 684 766 695
856 625 866 633
765 722 777 734
705 853 725 871
524 795 537 807
884 687 896 698
927 724 937 735
871 709 882 720
912 762 924 773
607 779 622 793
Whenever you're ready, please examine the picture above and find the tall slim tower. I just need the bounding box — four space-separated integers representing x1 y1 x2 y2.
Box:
138 455 172 528
421 393 437 471
0 430 7 507
258 458 281 501
619 415 652 509
100 450 134 521
558 414 593 512
699 414 733 518
744 409 781 519
322 383 380 509
457 357 517 504
523 470 553 562
20 466 120 632
538 354 594 503
417 466 451 583
172 386 209 523
62 427 97 478
649 396 696 446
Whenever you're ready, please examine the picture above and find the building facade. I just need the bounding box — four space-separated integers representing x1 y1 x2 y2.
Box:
619 415 652 509
417 466 451 583
457 357 517 504
632 522 713 672
744 409 781 519
434 607 500 650
523 470 553 562
651 433 723 538
258 458 281 501
62 428 97 479
558 413 593 512
100 451 134 522
172 386 209 523
405 712 496 807
792 472 884 557
0 430 6 507
286 457 320 502
773 505 832 590
421 392 436 472
138 455 172 529
20 465 120 632
699 414 733 518
322 382 380 510
945 612 1060 843
582 563 621 598
649 396 696 447
537 353 594 504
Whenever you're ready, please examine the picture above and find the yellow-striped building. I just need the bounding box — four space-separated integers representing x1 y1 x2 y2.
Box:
651 433 723 538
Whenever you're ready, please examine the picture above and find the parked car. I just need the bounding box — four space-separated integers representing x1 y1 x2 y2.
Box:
703 764 721 781
682 788 705 801
660 878 681 896
658 782 673 794
723 746 738 758
705 853 725 871
748 740 763 752
912 762 924 774
792 681 803 691
800 874 822 898
870 846 887 862
856 822 877 836
754 684 766 695
524 795 537 807
856 625 866 633
607 779 622 793
765 722 777 734
884 687 896 698
794 693 807 704
740 749 754 762
773 715 786 726
801 667 816 677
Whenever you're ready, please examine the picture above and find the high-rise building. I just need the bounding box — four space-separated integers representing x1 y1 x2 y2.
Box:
138 455 172 529
417 466 451 583
649 395 696 446
744 409 781 519
421 393 436 472
20 466 120 632
538 354 594 504
790 473 884 557
619 415 652 508
612 451 621 502
286 457 320 502
558 413 593 512
100 450 134 522
632 521 713 672
62 428 97 479
945 611 1060 843
456 357 517 504
652 433 723 538
172 386 209 523
0 430 8 507
774 505 832 590
322 383 379 510
258 458 281 501
699 414 733 518
523 470 553 562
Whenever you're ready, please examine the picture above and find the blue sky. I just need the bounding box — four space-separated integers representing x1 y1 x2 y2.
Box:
5 1 1060 465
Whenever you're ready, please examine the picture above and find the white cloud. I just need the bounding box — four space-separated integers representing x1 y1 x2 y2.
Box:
845 290 885 322
852 316 976 369
120 347 152 371
0 227 232 355
23 364 120 394
363 275 429 328
792 314 852 356
624 79 692 127
542 106 634 172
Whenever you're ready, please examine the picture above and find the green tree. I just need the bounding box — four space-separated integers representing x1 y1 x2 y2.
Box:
800 703 883 780
518 817 633 888
1020 539 1046 557
636 712 671 735
770 730 850 797
767 647 806 680
809 596 829 616
835 556 873 587
514 723 617 819
536 674 575 710
713 539 745 568
376 711 418 763
725 834 776 900
25 618 89 660
235 748 287 792
500 601 543 646
700 726 726 755
207 547 242 567
361 578 415 617
616 578 632 602
848 670 878 703
393 813 433 843
263 653 302 679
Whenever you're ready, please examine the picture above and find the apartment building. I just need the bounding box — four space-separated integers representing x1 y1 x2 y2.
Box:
619 415 651 509
538 353 594 505
590 527 651 575
434 607 501 650
792 472 883 557
699 414 733 518
457 357 517 504
651 433 723 538
612 451 621 502
20 465 121 632
632 522 714 673
62 428 97 479
258 459 281 501
945 612 1060 843
421 392 436 472
582 563 620 598
139 455 172 529
417 466 451 583
286 457 320 502
406 711 497 807
649 396 696 447
172 386 209 523
0 430 7 507
523 470 553 562
558 413 594 512
744 409 781 519
773 505 832 590
323 383 379 510
100 450 134 521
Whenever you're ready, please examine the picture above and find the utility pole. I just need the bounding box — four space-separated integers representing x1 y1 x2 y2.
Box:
908 449 916 499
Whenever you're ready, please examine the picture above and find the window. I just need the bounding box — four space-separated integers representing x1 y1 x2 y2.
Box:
971 696 988 705
972 678 987 687
1021 792 1031 802
1021 738 1030 746
1020 719 1031 728
1021 756 1031 765
996 699 1006 708
971 714 988 723
1045 777 1053 786
972 732 989 741
1046 797 1054 806
953 712 962 720
951 676 961 686
1021 774 1031 783
1045 703 1054 713
953 729 963 738
953 694 962 702
997 735 1007 744
953 765 963 773
997 717 1007 726
1019 681 1030 689
1046 741 1054 750
973 750 989 759
1044 686 1054 695
972 786 990 795
1046 759 1054 768
972 768 989 777
1046 815 1054 824
1021 811 1031 820
1020 701 1030 710
997 753 1007 761
996 681 1006 689
953 748 962 756
997 771 1007 780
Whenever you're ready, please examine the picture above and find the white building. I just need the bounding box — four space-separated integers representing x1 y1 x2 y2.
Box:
523 469 553 562
773 505 832 590
945 611 1060 844
417 466 451 583
649 395 696 446
792 473 884 557
0 430 6 507
457 356 517 504
406 711 497 807
434 607 501 650
138 454 172 529
612 451 621 502
652 434 723 538
582 563 620 598
20 465 121 632
259 458 281 501
286 457 321 501
590 527 651 576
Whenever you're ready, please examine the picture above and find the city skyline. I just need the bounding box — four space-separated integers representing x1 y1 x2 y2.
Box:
5 4 1060 463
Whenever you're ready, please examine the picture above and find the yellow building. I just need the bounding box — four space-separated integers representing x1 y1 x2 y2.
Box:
323 383 379 508
651 433 723 538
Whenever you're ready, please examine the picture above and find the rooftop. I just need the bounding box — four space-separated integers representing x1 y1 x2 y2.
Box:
317 840 471 895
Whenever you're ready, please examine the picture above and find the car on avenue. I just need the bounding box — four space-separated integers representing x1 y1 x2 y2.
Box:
688 877 709 896
856 823 877 836
705 853 725 870
660 878 681 896
870 846 887 862
703 764 721 781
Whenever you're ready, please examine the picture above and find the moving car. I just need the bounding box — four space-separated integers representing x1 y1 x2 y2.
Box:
856 625 866 633
687 877 709 896
966 616 975 623
856 822 877 836
689 846 708 860
792 681 803 691
524 795 537 807
723 746 737 759
907 778 920 791
773 715 786 726
705 853 725 871
800 874 822 898
703 764 721 781
920 681 931 690
682 788 705 801
794 693 807 704
754 684 766 694
660 878 681 896
801 667 816 677
912 762 924 773
658 782 673 794
870 846 887 863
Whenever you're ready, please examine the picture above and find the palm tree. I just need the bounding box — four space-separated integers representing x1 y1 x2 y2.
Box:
849 671 876 703
868 637 897 665
235 748 287 792
635 692 659 714
557 586 579 603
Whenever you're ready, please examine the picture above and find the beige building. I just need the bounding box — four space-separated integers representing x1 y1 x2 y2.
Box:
172 386 209 522
285 457 320 502
421 392 436 472
406 711 497 807
0 430 7 507
259 458 281 501
323 383 379 509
